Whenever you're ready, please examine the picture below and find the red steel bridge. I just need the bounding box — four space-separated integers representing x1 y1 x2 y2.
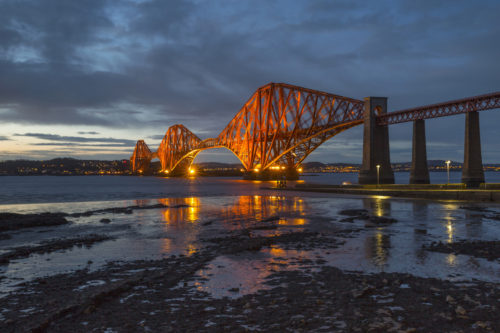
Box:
131 82 500 185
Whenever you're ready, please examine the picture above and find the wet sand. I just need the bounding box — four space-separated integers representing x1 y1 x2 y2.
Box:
0 194 499 332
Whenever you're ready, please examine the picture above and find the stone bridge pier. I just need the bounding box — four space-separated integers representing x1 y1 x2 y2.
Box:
358 97 395 184
462 111 485 187
410 119 430 184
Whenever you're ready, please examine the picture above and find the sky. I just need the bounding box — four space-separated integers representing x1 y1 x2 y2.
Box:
0 0 499 164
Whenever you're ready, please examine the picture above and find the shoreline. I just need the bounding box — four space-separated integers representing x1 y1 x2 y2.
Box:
280 183 500 202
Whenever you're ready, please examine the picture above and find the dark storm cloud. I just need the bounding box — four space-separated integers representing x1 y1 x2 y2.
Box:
148 134 165 140
0 136 9 140
15 133 135 145
78 131 99 135
0 0 499 161
33 142 133 147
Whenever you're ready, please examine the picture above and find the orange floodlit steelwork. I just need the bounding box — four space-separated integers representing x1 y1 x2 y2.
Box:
156 124 203 173
130 82 500 174
131 82 365 173
130 140 153 173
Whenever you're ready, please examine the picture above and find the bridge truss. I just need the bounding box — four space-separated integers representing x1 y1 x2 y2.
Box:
131 83 500 174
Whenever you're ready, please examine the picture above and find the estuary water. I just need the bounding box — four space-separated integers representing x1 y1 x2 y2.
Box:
1 171 500 205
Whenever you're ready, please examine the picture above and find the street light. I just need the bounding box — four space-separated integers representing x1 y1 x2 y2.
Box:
445 160 451 185
376 164 381 186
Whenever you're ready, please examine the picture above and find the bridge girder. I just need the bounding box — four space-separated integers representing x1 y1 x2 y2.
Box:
130 83 500 175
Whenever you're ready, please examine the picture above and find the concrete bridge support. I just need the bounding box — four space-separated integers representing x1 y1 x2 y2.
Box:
409 119 430 184
358 97 395 184
462 111 484 187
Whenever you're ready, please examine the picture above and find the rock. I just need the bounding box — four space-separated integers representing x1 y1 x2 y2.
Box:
352 286 374 298
402 328 417 333
446 295 455 304
83 305 95 314
474 321 489 329
463 294 480 305
455 305 466 316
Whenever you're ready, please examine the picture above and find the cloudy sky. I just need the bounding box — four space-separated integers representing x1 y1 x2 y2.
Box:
0 0 499 164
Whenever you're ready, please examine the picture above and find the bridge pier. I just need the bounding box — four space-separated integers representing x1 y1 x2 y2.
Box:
409 119 430 184
358 97 394 184
462 111 484 187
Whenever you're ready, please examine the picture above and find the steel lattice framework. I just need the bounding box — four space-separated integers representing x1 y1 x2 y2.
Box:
217 83 364 170
130 140 152 173
156 124 204 172
130 83 500 174
378 91 500 125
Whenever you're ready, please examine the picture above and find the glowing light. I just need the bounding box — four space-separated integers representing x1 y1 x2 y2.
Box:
189 168 195 175
269 245 285 257
280 166 285 170
164 170 169 174
445 160 451 184
446 253 457 266
297 167 303 173
254 168 260 173
372 195 390 200
446 220 454 243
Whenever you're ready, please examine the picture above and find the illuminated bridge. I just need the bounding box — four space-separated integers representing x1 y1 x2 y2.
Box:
131 82 500 187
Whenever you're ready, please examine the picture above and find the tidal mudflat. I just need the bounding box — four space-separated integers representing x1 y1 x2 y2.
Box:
0 193 499 332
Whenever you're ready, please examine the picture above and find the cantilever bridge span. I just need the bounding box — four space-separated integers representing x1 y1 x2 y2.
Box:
131 82 500 186
131 83 366 174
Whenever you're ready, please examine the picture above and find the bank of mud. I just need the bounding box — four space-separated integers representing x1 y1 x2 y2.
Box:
0 197 499 332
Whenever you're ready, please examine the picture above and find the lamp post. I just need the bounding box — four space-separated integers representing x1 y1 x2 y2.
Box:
376 164 381 187
445 160 451 185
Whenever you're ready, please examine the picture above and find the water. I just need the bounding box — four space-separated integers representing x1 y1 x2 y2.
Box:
0 175 499 298
0 176 281 205
2 172 499 205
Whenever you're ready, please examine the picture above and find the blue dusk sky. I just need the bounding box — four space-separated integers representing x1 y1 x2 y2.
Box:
0 0 499 163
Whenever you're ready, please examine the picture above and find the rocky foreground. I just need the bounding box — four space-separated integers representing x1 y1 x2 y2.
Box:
0 207 499 333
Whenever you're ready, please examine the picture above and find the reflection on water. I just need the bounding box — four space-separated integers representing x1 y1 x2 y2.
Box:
412 201 428 221
464 211 483 239
156 195 308 228
364 196 391 217
190 245 315 298
442 204 457 244
446 253 457 267
158 197 201 224
365 230 391 268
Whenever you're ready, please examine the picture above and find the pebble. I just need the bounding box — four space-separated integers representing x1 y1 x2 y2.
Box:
455 305 466 316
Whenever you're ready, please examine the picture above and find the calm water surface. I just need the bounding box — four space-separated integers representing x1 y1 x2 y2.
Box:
2 171 500 205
